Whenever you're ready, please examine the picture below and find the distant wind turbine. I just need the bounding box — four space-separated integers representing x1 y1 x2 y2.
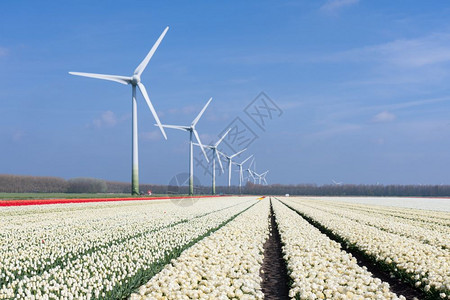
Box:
246 158 256 183
219 148 247 187
232 155 253 193
260 170 269 185
159 98 211 195
193 128 231 195
69 27 169 195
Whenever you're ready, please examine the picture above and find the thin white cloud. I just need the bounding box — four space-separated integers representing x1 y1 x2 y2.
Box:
92 111 117 128
199 133 216 145
205 112 230 122
372 111 396 123
140 130 162 141
372 138 385 145
306 123 361 139
326 33 450 68
385 97 450 111
227 32 450 73
278 100 304 110
330 96 450 120
0 47 7 57
320 0 359 12
394 119 450 142
226 77 256 85
168 105 198 116
12 130 25 142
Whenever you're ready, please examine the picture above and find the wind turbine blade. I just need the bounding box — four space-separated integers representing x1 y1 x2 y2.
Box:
249 158 255 169
134 26 169 76
241 154 253 165
69 72 131 85
230 148 247 159
181 176 190 186
217 150 229 159
192 142 214 149
214 128 231 147
137 82 167 140
215 150 224 173
191 97 212 127
263 178 268 185
157 124 190 131
193 129 209 163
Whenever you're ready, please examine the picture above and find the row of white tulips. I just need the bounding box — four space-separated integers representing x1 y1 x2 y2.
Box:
130 198 269 300
330 202 450 235
0 198 251 287
0 197 257 299
282 197 450 299
295 198 450 250
308 197 450 226
271 199 402 299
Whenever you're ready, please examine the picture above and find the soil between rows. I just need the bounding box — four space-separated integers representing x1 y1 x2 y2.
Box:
260 199 290 300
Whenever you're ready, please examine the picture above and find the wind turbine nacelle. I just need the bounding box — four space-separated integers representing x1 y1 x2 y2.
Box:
131 75 141 85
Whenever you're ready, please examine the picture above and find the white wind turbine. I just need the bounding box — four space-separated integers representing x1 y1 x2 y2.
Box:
219 148 247 188
245 158 256 183
253 171 265 184
69 27 169 195
260 170 269 185
232 155 253 194
193 128 231 195
159 98 211 195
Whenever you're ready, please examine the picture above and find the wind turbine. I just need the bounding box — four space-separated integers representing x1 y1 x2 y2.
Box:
253 171 264 184
219 148 247 188
332 179 343 185
245 158 256 183
260 170 269 185
159 98 211 195
193 128 231 195
69 27 169 195
232 155 253 193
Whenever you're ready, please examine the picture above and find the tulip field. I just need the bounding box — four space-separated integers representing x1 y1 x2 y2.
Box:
0 196 449 299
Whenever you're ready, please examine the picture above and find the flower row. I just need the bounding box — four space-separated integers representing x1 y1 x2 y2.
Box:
130 198 270 299
0 198 250 287
296 198 449 250
283 197 450 299
0 197 257 299
301 197 450 226
272 199 401 299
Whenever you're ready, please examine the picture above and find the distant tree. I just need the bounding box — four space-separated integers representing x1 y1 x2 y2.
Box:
0 174 68 193
67 178 107 193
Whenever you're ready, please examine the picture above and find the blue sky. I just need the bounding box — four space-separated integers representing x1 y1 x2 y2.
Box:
1 0 450 186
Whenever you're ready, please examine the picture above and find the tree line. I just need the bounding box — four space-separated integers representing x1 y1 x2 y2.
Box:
0 174 172 194
1 174 449 196
240 182 450 197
